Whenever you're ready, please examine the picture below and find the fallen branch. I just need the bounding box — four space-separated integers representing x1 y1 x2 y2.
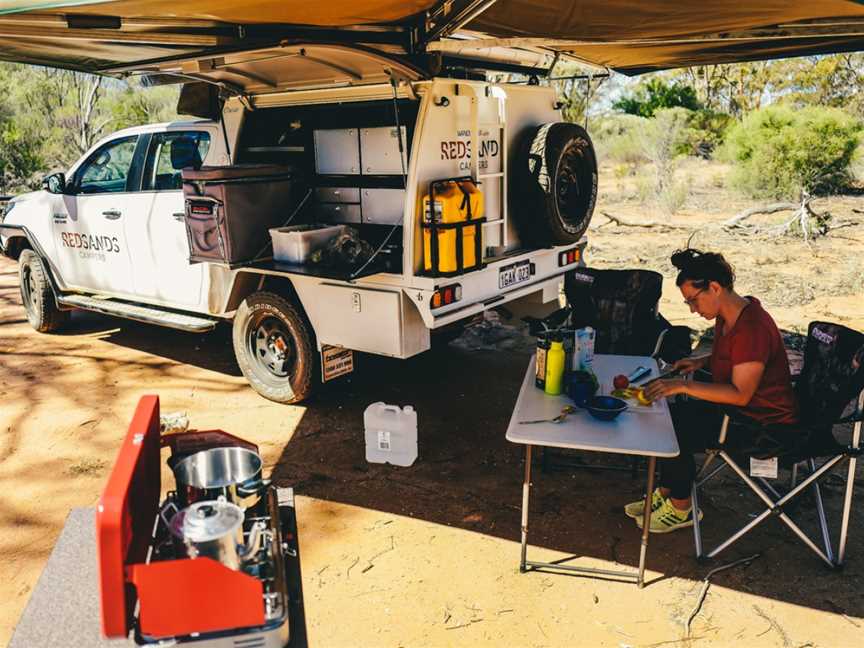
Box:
599 211 690 230
723 203 797 228
685 553 760 638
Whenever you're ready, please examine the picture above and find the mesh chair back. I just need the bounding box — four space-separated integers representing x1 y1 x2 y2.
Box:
564 268 664 355
796 321 864 430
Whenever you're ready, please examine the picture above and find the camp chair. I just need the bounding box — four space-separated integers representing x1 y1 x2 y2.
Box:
535 268 692 472
564 268 691 361
691 321 864 566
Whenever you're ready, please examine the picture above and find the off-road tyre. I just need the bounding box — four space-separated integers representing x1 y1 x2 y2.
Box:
18 249 69 333
232 291 317 404
514 122 598 247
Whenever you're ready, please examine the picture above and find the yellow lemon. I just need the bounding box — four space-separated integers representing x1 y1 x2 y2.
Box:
635 388 652 406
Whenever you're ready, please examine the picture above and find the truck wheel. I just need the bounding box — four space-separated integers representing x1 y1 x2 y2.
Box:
18 249 69 333
514 122 598 247
232 291 317 404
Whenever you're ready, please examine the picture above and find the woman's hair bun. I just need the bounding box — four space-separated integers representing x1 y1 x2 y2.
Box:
670 248 703 271
671 248 735 288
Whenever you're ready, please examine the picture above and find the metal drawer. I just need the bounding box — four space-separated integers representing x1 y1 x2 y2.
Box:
315 202 362 224
315 187 360 203
361 188 406 225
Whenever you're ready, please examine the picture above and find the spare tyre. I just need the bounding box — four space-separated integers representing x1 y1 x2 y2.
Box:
513 122 598 247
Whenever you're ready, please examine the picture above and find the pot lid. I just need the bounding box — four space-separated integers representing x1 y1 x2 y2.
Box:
171 499 244 542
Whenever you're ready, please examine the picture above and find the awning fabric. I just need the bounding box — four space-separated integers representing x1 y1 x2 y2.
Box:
0 0 863 75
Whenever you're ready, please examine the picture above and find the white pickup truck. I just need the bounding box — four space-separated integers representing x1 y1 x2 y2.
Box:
1 43 597 404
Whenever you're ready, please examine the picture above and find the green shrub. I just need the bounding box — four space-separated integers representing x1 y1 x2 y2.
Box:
613 78 701 118
722 105 862 199
590 114 648 165
682 109 734 158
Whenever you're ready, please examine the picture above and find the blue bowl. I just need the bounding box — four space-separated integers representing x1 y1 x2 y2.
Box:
584 395 628 421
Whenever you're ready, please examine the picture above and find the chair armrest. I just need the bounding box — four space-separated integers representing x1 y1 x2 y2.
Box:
836 409 864 425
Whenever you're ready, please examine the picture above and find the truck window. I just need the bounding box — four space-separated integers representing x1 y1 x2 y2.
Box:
75 136 139 194
143 132 211 191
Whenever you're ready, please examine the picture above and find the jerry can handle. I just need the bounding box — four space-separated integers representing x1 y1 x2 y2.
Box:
427 175 478 218
381 404 402 414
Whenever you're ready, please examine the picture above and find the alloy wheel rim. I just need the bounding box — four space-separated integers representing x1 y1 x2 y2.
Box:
248 314 295 379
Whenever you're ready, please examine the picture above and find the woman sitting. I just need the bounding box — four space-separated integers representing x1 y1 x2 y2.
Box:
624 248 799 533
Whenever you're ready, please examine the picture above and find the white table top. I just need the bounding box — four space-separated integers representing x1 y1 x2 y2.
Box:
505 354 680 458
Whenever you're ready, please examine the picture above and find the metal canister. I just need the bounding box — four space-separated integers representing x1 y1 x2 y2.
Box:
170 498 246 570
535 335 551 389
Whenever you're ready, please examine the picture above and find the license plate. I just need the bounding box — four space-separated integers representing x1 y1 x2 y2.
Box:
321 345 354 382
499 260 532 289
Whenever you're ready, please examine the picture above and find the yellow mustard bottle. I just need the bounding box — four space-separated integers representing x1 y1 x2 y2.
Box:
544 339 566 396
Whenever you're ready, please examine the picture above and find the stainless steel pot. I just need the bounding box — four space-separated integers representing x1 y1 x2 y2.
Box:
169 498 264 571
172 446 269 509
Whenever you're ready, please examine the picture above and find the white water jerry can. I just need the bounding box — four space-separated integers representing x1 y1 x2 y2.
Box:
363 402 418 467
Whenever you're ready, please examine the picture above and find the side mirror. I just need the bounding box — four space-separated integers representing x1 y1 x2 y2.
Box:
43 172 67 194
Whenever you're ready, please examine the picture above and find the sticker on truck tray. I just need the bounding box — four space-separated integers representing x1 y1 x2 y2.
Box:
321 345 354 382
499 260 532 289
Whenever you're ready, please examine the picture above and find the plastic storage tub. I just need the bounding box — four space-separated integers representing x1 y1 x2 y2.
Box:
363 402 417 467
269 224 346 264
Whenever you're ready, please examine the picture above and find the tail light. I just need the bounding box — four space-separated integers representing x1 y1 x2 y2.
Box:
431 284 462 309
558 247 581 267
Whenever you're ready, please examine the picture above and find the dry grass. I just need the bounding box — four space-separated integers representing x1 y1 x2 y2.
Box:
589 157 864 334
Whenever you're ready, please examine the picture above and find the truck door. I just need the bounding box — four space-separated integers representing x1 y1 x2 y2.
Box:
125 131 211 308
57 135 139 293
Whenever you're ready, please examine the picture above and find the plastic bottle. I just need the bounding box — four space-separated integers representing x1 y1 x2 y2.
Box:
544 337 566 395
363 403 418 467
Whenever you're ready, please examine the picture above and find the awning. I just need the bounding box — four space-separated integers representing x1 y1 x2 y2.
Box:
0 1 863 75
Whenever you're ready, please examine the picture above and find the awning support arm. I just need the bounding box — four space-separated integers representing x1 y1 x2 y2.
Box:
419 0 499 48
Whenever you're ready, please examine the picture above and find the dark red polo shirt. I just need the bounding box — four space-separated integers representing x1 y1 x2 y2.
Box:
710 297 799 425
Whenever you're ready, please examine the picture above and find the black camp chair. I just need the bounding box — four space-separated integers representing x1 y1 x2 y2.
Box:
527 268 692 361
532 268 692 472
564 268 691 360
691 321 864 566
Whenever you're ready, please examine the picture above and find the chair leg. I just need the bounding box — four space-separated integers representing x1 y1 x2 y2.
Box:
706 451 836 567
838 454 857 566
790 463 798 489
696 449 721 481
756 477 782 500
808 459 834 564
692 481 704 558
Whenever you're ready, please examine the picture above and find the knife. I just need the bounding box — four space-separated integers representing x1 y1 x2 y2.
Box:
633 367 681 387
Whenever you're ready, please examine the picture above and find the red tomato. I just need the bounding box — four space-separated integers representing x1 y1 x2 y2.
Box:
613 374 629 389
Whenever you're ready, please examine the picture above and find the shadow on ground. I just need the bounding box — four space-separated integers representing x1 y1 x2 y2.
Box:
268 341 863 620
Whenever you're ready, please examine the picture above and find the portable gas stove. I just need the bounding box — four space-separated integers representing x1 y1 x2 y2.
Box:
97 395 303 646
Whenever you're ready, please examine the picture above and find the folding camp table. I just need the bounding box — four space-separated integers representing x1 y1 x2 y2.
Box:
506 354 679 588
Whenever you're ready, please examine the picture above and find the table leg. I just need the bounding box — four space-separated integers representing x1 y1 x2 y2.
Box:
637 456 656 588
520 445 532 572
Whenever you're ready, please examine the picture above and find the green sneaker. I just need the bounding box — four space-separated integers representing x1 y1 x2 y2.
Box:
624 488 665 519
635 497 703 534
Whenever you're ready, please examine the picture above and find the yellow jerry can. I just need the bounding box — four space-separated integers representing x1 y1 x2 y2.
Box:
422 178 484 276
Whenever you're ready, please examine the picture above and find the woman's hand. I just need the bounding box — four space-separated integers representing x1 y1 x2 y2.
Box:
672 356 707 376
644 378 689 401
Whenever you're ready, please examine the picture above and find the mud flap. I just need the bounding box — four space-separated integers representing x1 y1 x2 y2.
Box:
321 344 354 382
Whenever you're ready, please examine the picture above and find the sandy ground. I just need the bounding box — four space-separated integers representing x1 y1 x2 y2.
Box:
2 165 864 647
